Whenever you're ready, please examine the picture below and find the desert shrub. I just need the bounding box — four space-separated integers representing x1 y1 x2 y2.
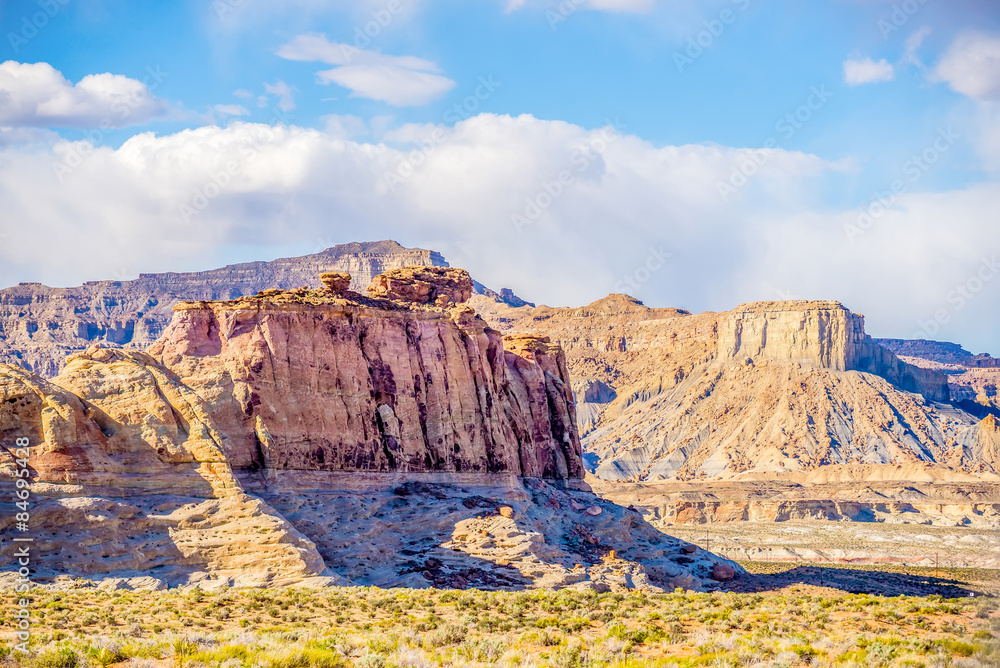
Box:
265 647 344 668
866 642 898 667
354 654 384 668
424 624 466 647
32 648 78 668
550 641 588 668
940 639 977 658
457 639 506 663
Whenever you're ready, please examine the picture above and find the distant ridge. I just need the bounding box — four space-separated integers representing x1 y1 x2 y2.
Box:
0 241 447 376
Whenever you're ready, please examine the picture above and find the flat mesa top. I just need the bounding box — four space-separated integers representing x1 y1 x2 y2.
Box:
730 300 849 313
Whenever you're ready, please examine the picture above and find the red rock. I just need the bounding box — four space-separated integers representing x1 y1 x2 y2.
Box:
366 266 473 305
147 270 583 479
319 272 351 294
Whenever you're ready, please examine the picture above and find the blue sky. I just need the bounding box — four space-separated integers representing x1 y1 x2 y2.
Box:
1 0 999 352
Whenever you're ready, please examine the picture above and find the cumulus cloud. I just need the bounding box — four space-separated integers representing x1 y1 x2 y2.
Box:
0 61 169 128
843 57 895 86
276 33 455 106
1 113 998 352
931 32 1000 100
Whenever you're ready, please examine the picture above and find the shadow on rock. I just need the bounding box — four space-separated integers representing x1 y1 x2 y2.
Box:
249 472 743 592
723 565 983 597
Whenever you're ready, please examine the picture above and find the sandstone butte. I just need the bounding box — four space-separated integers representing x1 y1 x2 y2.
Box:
469 295 1000 484
0 267 739 592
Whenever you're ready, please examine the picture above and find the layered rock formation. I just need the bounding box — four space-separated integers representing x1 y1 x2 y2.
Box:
876 338 1000 415
366 266 474 306
721 302 949 401
0 241 446 377
146 276 584 480
0 269 737 591
470 295 997 482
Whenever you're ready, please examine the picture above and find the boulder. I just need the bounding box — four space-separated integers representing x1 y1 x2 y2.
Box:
711 563 736 581
366 266 473 305
320 271 351 294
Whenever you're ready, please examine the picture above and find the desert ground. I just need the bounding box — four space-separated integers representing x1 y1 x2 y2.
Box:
3 566 999 668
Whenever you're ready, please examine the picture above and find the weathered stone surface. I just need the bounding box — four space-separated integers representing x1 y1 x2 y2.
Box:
711 563 736 581
250 472 742 591
319 272 351 294
366 266 473 305
0 493 325 586
148 281 582 480
470 295 991 481
51 344 240 496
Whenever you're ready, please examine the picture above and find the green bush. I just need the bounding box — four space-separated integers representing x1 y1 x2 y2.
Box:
940 639 977 658
32 648 78 668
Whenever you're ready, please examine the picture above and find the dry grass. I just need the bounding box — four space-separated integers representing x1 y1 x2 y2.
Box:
2 578 999 668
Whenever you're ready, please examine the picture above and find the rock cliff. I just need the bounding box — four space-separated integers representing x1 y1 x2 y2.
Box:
0 269 737 591
720 301 949 401
148 276 583 480
470 295 994 482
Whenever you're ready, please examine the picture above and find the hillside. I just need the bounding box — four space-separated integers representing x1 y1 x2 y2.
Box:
877 338 1000 415
470 295 999 482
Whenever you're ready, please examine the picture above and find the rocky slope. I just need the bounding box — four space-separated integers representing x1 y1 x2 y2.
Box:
876 339 1000 416
470 295 998 482
0 268 738 591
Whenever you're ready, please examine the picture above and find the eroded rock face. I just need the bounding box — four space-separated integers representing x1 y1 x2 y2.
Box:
0 494 325 584
470 295 988 482
0 269 742 591
319 272 351 295
719 301 949 401
366 266 474 306
148 284 582 480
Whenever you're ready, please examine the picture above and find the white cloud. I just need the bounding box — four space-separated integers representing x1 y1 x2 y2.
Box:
2 113 999 353
931 32 1000 101
322 113 368 138
276 33 455 106
262 80 296 112
213 104 249 117
0 61 169 128
903 26 931 68
843 57 895 86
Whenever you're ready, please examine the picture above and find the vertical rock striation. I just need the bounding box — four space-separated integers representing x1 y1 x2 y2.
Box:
719 301 949 401
148 278 583 480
